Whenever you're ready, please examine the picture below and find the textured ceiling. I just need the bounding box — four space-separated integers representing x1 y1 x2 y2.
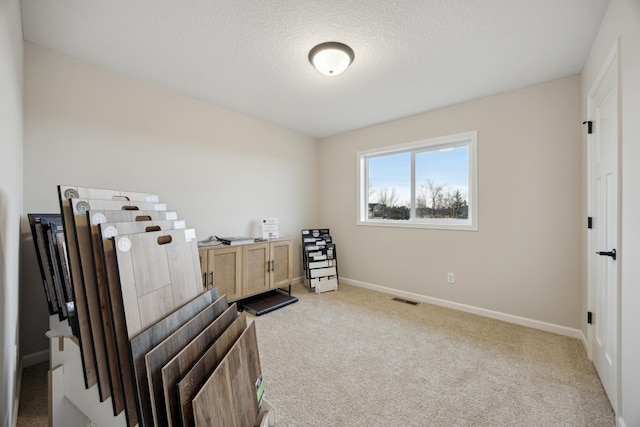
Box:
20 0 610 138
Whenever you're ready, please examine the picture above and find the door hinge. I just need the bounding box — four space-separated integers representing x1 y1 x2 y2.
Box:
587 311 593 325
588 217 593 229
582 120 593 134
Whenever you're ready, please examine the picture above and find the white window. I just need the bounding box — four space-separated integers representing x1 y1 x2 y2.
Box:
357 131 478 231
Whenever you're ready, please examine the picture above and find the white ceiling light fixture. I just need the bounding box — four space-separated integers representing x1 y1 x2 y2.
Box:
308 42 355 76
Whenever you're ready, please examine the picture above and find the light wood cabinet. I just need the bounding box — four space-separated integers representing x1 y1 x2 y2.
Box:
244 243 270 296
269 240 293 289
200 239 292 302
199 249 208 289
206 245 242 301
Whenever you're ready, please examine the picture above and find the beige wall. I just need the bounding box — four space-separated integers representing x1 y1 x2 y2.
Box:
0 0 24 424
22 43 319 356
319 75 583 330
582 0 640 425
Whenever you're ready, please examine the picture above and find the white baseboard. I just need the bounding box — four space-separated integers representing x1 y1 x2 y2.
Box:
21 349 49 368
341 277 583 339
578 329 589 353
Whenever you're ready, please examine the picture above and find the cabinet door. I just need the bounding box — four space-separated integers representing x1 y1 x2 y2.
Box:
198 249 209 290
243 243 270 297
209 246 242 301
270 240 292 289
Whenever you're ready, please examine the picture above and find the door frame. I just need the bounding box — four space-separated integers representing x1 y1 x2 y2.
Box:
586 39 621 413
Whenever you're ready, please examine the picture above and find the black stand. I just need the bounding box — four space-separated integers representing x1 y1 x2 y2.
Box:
301 229 339 292
241 287 298 316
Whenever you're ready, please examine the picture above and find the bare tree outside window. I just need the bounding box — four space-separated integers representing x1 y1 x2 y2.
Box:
416 185 428 217
416 180 468 219
427 180 444 217
368 180 375 199
378 186 399 208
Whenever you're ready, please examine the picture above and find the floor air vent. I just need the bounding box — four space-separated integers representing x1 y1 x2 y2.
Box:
391 297 419 306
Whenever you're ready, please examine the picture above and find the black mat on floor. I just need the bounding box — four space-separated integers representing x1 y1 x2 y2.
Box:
242 290 298 316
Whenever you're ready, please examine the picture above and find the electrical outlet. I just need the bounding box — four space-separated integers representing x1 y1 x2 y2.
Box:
447 272 455 284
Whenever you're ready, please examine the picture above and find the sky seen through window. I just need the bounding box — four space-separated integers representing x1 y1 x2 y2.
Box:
368 146 469 206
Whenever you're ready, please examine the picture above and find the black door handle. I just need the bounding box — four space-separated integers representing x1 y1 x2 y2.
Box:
596 248 616 260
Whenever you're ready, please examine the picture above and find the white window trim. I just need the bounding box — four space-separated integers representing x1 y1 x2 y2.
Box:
357 130 478 231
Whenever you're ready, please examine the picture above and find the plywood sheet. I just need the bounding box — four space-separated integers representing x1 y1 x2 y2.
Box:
161 304 237 426
177 312 248 427
96 217 185 426
145 298 231 426
129 288 218 427
192 321 262 427
70 198 168 404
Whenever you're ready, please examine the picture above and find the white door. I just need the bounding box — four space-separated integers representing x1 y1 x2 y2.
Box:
588 47 618 410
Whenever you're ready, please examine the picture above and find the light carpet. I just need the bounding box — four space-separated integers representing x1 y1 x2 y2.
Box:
17 361 48 427
252 283 614 427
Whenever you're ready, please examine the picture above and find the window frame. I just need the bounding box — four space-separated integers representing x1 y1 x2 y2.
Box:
357 130 478 231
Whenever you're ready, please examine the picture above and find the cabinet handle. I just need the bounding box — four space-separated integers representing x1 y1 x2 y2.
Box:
202 272 207 289
209 272 214 288
271 260 275 272
266 261 270 273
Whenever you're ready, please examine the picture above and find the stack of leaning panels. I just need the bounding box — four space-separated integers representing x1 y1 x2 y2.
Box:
57 185 266 427
27 213 74 326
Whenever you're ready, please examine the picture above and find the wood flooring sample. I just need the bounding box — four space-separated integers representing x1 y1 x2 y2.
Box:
96 215 184 427
145 297 230 426
57 185 159 396
162 304 238 426
58 185 159 205
192 321 262 427
70 197 168 406
113 228 202 337
58 194 98 390
129 288 219 427
28 215 59 315
177 312 248 427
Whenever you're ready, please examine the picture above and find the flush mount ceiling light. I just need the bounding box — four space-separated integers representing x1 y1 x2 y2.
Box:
308 42 355 76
